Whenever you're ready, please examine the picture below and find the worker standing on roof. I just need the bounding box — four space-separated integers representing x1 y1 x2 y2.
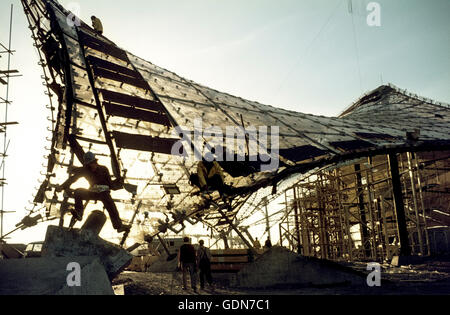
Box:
56 152 130 234
91 16 103 35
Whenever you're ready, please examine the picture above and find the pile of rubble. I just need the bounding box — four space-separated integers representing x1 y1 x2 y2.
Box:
235 246 366 289
0 225 132 295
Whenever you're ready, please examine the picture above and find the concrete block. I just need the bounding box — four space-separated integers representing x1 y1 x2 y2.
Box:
41 226 132 279
0 256 114 295
236 246 366 289
147 253 178 273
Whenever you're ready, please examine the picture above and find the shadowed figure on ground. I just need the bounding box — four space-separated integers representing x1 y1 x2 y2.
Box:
178 237 197 292
197 239 214 291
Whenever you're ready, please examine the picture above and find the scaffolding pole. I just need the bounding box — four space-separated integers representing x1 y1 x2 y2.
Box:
0 4 19 239
407 152 424 255
277 150 449 263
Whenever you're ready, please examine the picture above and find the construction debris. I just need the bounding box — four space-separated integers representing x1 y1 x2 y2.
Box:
114 258 450 295
0 256 114 295
146 253 178 273
236 247 366 289
0 225 133 295
41 226 132 279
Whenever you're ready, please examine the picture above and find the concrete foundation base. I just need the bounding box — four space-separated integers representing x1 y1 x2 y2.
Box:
0 256 114 295
236 247 366 289
41 226 132 279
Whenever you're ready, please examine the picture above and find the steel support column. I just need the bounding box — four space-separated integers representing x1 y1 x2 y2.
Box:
388 154 411 256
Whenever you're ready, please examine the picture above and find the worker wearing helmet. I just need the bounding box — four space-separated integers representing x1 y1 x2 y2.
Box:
56 152 130 234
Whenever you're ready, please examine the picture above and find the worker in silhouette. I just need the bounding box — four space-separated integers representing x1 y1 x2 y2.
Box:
197 240 213 291
264 237 272 249
91 16 103 35
56 152 130 234
178 237 197 292
253 238 262 250
190 157 234 196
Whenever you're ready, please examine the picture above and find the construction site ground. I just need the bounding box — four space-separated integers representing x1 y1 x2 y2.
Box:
113 256 450 296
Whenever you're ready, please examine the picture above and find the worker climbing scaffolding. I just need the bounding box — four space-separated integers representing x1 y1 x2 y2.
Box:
56 152 131 234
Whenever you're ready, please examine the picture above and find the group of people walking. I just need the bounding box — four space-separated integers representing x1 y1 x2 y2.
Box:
177 237 214 293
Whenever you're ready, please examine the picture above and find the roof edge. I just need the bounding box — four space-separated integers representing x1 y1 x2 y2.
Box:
339 83 450 118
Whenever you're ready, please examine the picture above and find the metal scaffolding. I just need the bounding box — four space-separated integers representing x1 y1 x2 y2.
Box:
279 151 450 262
0 4 20 239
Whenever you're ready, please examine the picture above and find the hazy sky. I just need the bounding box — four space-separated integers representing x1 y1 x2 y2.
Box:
0 0 449 244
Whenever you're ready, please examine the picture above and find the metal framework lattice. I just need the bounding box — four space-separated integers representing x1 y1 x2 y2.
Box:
0 4 20 239
20 0 450 247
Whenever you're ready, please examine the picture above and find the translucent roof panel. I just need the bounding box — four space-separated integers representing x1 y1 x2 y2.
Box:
23 0 450 246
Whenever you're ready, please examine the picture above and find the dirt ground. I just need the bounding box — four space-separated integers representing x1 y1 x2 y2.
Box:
113 257 450 296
